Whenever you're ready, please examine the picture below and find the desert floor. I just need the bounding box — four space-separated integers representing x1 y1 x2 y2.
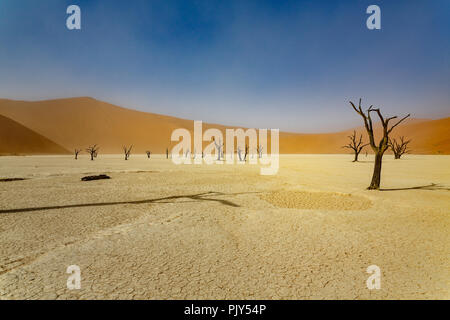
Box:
0 154 448 299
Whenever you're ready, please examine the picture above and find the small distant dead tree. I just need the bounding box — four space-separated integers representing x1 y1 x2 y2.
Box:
256 145 263 158
237 147 243 162
213 138 223 160
166 147 169 159
389 136 411 159
74 149 81 160
146 150 151 158
86 145 99 161
244 144 249 161
342 130 369 162
123 145 132 160
350 99 410 190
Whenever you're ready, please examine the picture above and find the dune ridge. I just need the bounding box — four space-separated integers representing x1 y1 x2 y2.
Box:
0 97 448 155
0 114 69 155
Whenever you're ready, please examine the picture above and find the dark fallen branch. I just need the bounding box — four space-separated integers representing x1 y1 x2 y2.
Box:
0 178 27 182
81 174 111 181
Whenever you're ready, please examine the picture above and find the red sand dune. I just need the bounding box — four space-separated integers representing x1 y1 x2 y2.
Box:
0 114 69 155
0 97 448 155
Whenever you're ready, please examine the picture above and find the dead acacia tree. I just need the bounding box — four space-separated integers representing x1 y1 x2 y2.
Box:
74 149 81 160
123 145 132 160
86 145 99 161
256 145 263 158
166 147 169 159
244 144 249 162
237 147 243 162
342 130 369 162
146 150 151 159
213 138 223 161
389 136 411 159
350 99 410 190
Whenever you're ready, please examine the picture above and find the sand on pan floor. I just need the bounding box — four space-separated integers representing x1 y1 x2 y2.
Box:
0 154 449 299
260 191 372 210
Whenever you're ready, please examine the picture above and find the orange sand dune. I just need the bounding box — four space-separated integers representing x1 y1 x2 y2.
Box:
0 97 448 155
0 114 69 155
280 117 450 155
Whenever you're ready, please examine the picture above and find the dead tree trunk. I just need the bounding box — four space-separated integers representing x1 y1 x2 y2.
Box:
86 145 99 161
74 149 81 160
350 99 410 190
389 136 411 159
257 145 263 159
213 138 223 161
342 130 369 162
371 152 383 188
237 147 243 161
123 145 132 160
166 148 169 159
146 151 151 159
244 144 249 162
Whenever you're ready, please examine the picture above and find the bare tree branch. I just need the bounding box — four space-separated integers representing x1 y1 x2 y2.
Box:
388 114 410 133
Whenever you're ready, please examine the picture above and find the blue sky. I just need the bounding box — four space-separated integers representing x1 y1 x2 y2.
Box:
0 0 448 132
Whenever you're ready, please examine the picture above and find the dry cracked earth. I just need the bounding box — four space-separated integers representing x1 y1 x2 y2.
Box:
0 155 449 299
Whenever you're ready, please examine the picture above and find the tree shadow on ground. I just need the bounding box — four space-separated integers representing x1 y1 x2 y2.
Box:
380 183 450 191
0 191 259 214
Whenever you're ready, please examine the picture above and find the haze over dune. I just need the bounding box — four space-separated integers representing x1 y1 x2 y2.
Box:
0 114 69 155
279 117 450 155
0 97 448 155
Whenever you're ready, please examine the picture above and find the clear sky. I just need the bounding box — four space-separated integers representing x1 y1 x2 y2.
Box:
0 0 448 132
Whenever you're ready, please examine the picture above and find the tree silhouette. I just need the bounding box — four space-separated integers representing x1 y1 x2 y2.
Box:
256 145 263 159
86 145 99 161
123 145 132 160
389 136 411 159
213 138 223 161
350 99 410 190
74 149 81 160
342 130 369 162
237 147 243 161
